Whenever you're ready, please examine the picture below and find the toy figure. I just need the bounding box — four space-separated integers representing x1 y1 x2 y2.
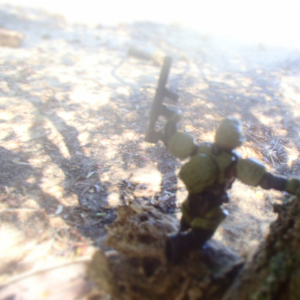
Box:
149 106 300 264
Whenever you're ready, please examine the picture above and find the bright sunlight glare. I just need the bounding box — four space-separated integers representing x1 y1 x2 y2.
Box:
2 0 300 47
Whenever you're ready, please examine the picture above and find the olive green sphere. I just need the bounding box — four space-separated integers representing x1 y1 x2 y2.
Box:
215 117 244 149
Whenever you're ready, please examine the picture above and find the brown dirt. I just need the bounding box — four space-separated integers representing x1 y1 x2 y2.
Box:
1 2 300 297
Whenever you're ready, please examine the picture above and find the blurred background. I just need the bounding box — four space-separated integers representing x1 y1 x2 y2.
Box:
2 0 300 46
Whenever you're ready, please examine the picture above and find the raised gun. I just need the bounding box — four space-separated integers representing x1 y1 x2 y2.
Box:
145 56 179 143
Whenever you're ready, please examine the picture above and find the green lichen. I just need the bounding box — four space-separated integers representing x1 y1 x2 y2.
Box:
251 252 290 300
270 252 289 281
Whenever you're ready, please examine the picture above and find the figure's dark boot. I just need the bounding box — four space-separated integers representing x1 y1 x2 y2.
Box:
165 231 193 265
165 229 215 265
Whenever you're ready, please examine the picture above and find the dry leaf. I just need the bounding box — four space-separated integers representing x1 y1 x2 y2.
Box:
164 191 175 196
12 158 30 165
158 194 170 201
55 205 64 215
87 171 95 178
94 185 104 193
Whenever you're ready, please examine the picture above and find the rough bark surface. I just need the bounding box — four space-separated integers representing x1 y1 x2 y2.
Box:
89 195 300 300
88 201 243 300
223 195 300 300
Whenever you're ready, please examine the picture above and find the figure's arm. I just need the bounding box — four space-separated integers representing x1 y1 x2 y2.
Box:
157 105 199 159
237 158 300 195
258 172 286 191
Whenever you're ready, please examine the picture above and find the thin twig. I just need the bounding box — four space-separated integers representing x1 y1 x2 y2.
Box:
80 185 91 197
246 133 265 148
54 232 92 246
165 185 181 191
41 232 57 258
65 238 78 259
5 186 9 194
89 78 103 88
74 182 92 187
0 208 43 213
164 191 176 196
271 136 280 151
246 133 275 167
45 145 56 150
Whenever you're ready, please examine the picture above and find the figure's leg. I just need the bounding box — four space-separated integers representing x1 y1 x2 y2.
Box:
190 227 215 248
165 198 226 265
165 227 215 265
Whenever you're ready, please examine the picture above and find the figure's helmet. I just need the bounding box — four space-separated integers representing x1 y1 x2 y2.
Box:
215 117 244 149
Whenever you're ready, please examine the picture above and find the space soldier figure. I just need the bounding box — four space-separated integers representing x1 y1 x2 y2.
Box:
148 106 300 264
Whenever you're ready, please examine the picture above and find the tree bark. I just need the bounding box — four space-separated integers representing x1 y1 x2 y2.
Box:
88 195 300 300
222 195 300 300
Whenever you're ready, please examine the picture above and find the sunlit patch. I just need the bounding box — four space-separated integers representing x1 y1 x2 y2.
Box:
240 77 253 88
78 131 91 144
116 86 131 97
0 81 10 93
284 146 299 168
189 98 207 107
131 168 162 194
70 86 110 105
229 112 243 120
40 118 71 159
106 148 118 160
204 113 216 120
107 192 121 206
213 227 224 242
0 96 45 144
0 102 14 121
239 144 262 161
280 76 300 119
265 95 274 102
255 114 277 127
0 227 30 261
250 107 276 125
122 131 138 141
40 164 65 197
0 130 9 141
201 130 215 142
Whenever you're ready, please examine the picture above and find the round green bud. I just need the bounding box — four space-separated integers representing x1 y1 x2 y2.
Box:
215 117 244 149
168 132 196 159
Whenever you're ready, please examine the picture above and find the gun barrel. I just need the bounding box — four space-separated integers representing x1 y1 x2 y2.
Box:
145 56 179 143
